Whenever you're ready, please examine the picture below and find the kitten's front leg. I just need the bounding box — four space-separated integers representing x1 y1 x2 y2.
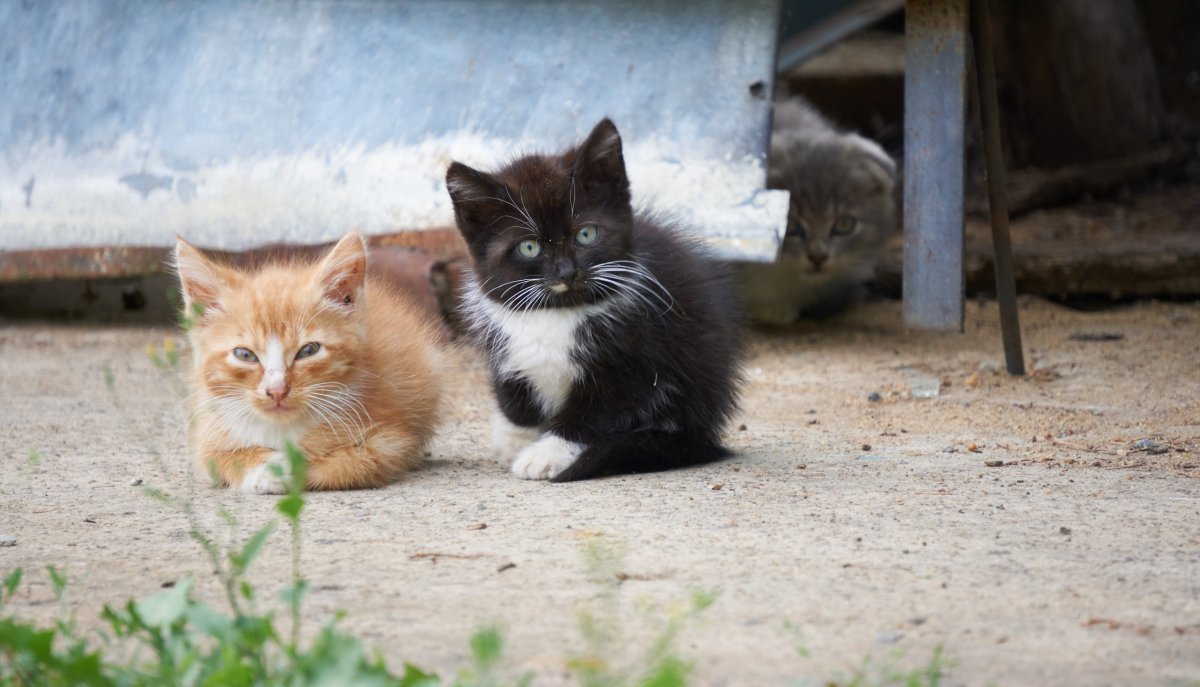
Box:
511 433 586 480
491 377 544 467
197 445 285 494
240 451 290 495
492 411 540 466
747 300 801 326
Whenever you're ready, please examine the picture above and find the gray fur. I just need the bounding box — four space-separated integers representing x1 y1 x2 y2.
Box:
739 97 898 323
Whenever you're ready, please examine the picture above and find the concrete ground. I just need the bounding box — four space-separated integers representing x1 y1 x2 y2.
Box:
1 297 1198 686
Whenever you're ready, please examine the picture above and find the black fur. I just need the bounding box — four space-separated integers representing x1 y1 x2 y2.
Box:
447 118 744 482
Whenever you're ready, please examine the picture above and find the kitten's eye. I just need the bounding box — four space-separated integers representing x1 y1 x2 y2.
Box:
575 224 599 246
295 342 321 360
232 347 258 363
516 239 542 258
790 222 807 238
832 215 858 236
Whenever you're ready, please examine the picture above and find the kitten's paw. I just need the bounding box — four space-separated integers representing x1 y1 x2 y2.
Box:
491 411 540 466
748 302 799 326
240 452 290 495
511 434 585 480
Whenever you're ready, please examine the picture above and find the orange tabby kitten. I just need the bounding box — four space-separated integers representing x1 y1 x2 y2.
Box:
174 232 442 493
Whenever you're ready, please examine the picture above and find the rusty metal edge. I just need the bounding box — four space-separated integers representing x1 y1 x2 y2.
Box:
0 227 467 283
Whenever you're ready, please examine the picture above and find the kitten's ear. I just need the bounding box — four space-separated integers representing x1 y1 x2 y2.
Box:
846 134 897 193
174 237 231 316
316 232 367 312
446 162 501 241
574 118 631 204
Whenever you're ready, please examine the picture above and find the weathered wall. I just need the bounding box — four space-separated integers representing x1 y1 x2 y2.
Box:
0 0 787 260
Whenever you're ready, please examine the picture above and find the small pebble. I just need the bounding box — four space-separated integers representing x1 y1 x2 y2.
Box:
129 477 143 486
0 535 15 547
1059 527 1072 535
861 443 872 451
984 460 1005 467
875 631 904 645
738 424 747 431
867 391 882 402
942 445 959 453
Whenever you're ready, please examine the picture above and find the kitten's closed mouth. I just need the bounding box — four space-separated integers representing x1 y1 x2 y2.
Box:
549 283 569 294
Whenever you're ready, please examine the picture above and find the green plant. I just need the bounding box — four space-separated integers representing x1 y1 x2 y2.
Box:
790 643 951 687
567 539 716 687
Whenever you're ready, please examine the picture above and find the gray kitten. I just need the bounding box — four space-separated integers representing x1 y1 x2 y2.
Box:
739 97 898 323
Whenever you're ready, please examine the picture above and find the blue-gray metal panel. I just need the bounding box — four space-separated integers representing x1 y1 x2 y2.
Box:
902 0 967 331
0 0 787 260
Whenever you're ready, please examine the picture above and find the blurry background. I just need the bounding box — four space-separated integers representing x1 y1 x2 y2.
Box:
2 0 1198 322
778 0 1200 308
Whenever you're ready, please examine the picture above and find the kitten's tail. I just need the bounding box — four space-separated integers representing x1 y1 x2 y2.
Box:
550 431 732 483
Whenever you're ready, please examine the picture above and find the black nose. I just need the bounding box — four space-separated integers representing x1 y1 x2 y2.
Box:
556 257 577 283
808 254 827 271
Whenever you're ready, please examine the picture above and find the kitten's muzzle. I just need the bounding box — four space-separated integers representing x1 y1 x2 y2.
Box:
265 382 291 403
807 251 828 271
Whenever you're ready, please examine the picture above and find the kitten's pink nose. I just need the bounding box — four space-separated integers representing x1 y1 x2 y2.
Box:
266 383 290 402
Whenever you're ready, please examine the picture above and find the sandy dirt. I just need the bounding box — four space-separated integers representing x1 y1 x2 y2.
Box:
2 297 1198 686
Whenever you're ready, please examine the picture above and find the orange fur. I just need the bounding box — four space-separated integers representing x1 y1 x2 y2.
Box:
175 233 442 491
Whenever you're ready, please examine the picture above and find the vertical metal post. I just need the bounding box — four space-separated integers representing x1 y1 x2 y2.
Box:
970 0 1026 375
903 0 968 331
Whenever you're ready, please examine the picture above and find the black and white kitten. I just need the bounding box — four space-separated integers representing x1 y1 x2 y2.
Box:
739 96 898 323
446 118 743 482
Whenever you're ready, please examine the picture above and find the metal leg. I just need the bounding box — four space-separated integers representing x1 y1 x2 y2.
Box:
970 0 1026 375
903 0 968 331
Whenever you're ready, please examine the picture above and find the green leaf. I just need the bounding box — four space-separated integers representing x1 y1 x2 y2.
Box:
101 362 116 393
399 663 441 687
47 565 68 602
280 580 308 608
639 656 690 687
689 588 718 613
184 601 233 640
276 494 305 522
229 522 275 576
2 567 21 602
134 577 192 629
283 441 308 495
469 626 503 669
139 485 174 505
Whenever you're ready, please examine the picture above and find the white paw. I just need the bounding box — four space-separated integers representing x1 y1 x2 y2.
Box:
491 410 540 466
240 452 290 495
748 302 799 326
511 434 584 480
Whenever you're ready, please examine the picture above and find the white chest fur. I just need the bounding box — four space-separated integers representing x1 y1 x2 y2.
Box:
474 293 611 417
